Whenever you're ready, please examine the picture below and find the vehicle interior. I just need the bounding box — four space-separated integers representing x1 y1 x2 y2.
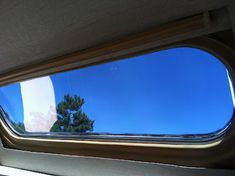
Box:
0 0 235 175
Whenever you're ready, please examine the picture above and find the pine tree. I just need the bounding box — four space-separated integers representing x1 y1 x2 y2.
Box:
50 94 94 133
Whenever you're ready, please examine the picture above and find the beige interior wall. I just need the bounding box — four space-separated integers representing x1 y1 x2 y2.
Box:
0 140 234 176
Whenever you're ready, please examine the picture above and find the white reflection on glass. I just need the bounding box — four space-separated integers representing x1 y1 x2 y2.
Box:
227 70 235 108
20 76 56 132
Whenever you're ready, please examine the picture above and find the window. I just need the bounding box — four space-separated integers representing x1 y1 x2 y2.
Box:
0 47 234 140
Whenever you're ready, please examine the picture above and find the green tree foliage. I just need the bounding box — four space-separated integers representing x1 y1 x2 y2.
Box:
50 94 94 133
11 122 25 133
0 105 26 133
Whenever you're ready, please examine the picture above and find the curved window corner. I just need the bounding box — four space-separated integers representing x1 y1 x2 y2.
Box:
0 47 234 144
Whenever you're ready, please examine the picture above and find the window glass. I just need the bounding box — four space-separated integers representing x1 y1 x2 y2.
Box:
0 47 234 136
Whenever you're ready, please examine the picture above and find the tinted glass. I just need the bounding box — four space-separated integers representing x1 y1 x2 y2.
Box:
0 47 234 136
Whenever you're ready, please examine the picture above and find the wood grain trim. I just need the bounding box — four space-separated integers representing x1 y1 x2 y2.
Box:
0 13 209 86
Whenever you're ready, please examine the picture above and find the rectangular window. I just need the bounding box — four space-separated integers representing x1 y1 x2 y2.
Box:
0 47 234 141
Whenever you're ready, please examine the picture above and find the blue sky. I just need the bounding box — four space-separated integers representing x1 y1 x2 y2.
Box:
0 47 234 135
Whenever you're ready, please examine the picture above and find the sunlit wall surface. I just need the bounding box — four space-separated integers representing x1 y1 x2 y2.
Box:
0 47 234 135
20 76 57 132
